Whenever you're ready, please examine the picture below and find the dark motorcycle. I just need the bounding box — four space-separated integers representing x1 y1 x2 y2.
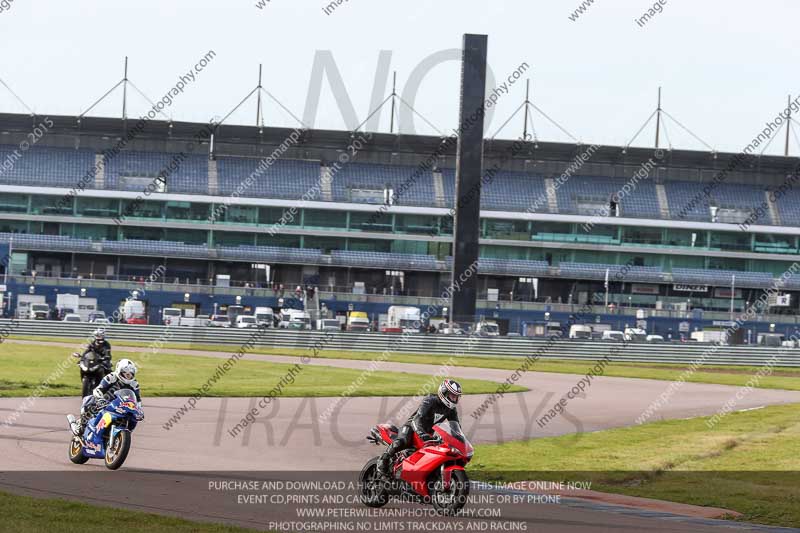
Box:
73 351 111 397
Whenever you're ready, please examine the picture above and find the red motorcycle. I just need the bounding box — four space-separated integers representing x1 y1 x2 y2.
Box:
360 420 473 515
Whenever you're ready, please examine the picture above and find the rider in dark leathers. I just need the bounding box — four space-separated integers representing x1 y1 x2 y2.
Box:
378 379 462 475
78 329 113 375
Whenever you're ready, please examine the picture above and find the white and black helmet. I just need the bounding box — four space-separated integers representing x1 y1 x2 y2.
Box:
93 328 106 342
115 358 137 385
438 379 462 409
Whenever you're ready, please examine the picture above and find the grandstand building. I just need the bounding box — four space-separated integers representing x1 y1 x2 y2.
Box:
2 112 800 336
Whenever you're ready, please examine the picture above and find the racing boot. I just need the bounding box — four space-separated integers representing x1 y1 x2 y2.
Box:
73 410 92 436
377 452 392 477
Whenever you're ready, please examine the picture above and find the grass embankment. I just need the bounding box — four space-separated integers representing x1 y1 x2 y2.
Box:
473 403 800 528
8 334 800 391
0 343 524 398
0 491 256 533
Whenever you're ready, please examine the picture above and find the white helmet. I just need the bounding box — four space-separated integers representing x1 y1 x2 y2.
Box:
115 358 137 385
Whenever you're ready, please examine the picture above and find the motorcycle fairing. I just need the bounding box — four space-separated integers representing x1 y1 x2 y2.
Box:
78 389 139 459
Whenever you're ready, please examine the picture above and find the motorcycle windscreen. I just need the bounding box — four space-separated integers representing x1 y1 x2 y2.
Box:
83 352 100 369
114 389 137 403
434 420 466 443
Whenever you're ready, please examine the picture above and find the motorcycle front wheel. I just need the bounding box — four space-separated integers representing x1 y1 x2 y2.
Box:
68 436 89 464
430 469 470 515
104 430 131 470
359 458 389 508
81 377 92 398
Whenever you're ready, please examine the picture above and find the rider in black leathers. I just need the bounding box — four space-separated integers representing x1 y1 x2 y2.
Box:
78 328 113 375
378 379 462 475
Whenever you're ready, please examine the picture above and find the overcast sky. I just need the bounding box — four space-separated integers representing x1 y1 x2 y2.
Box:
1 0 798 154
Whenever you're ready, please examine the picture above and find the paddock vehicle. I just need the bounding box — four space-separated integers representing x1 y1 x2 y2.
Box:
88 311 107 323
121 300 147 325
624 327 647 342
382 306 421 333
346 310 370 332
235 315 259 328
602 330 625 341
474 321 500 337
67 388 143 470
30 303 50 320
162 307 182 326
254 307 275 328
279 309 311 330
361 420 472 515
316 318 342 331
569 324 592 339
209 314 231 327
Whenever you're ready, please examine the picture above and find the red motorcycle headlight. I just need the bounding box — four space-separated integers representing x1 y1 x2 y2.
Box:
448 446 462 456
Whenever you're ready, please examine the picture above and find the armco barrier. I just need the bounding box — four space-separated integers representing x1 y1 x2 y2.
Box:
4 319 800 368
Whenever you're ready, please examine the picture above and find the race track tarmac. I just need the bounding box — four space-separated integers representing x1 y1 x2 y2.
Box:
2 343 799 532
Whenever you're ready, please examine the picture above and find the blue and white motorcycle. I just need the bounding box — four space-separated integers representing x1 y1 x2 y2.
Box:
66 389 143 470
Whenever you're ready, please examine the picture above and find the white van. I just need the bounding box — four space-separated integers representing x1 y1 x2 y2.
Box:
602 330 625 342
569 324 592 339
279 309 311 330
254 307 275 328
624 327 647 342
162 307 182 326
235 315 259 329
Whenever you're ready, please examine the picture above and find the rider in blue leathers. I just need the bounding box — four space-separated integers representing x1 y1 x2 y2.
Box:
72 358 144 436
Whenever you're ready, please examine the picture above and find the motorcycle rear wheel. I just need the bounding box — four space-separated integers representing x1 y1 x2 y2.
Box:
359 458 389 508
104 430 131 470
68 437 89 464
430 469 470 515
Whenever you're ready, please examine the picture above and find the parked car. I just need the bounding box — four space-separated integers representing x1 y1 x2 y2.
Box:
438 323 465 335
601 330 625 342
475 322 500 337
88 311 107 323
209 315 230 327
624 327 648 342
646 334 665 343
91 318 110 325
62 313 82 323
316 318 342 332
235 315 259 329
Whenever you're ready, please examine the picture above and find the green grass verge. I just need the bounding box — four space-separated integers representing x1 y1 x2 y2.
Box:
472 403 800 528
0 490 256 532
0 343 524 398
8 334 800 391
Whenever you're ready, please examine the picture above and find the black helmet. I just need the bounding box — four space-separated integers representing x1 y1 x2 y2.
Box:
438 379 462 409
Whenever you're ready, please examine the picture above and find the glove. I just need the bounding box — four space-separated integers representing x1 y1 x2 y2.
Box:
93 388 105 401
135 403 144 421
